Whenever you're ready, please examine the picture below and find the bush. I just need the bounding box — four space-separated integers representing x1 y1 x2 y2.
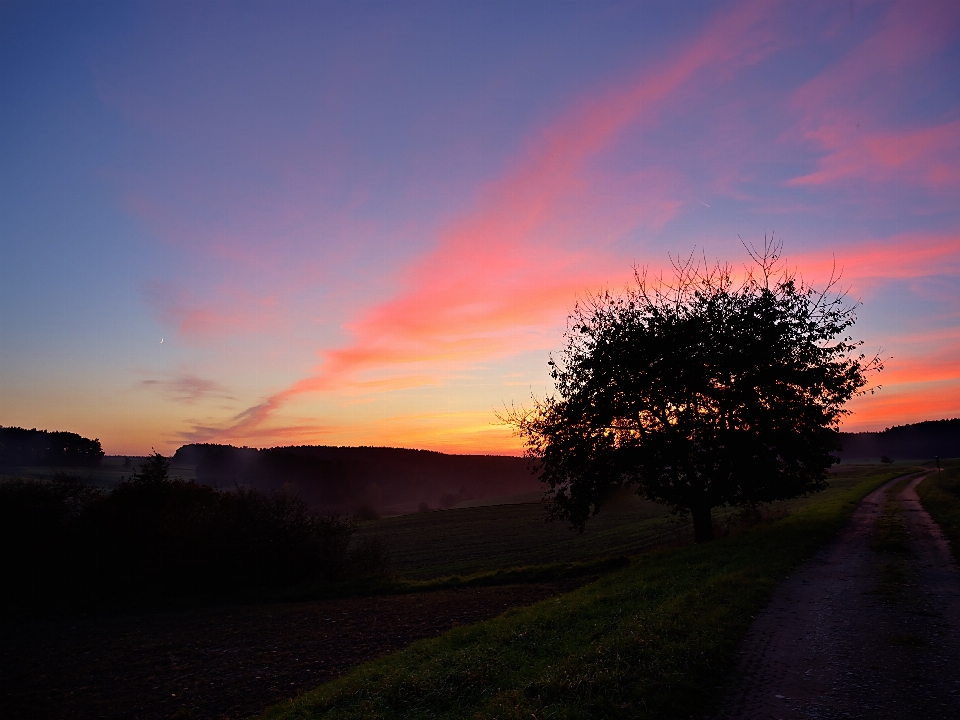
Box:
0 474 101 586
0 462 389 608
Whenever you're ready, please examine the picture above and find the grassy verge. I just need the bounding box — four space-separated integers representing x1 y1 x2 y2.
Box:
259 470 898 720
917 461 960 564
872 476 914 599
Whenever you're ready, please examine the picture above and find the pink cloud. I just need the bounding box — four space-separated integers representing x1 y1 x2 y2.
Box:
789 121 960 188
194 0 782 443
784 232 960 431
789 231 960 284
792 1 957 113
787 0 960 191
879 341 960 387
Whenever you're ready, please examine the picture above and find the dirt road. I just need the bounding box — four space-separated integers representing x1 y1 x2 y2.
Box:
720 473 960 719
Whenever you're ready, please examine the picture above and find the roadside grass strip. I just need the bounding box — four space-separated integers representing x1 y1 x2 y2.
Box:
259 471 897 720
872 476 915 599
917 461 960 564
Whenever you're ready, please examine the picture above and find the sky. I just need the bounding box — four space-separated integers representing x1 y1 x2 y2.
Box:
1 0 959 456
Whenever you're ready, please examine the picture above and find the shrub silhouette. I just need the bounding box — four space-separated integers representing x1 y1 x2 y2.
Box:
0 474 101 590
1 453 387 607
129 450 171 483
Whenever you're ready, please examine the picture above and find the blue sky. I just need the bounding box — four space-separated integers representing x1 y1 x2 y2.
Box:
2 0 959 454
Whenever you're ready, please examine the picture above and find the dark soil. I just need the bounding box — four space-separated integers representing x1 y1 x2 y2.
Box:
719 473 960 719
0 583 567 719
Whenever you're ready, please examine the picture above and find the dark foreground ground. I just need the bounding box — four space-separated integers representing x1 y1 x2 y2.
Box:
1 466 925 720
0 584 568 720
719 473 960 719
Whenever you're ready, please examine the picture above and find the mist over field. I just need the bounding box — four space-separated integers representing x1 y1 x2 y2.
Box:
173 443 540 516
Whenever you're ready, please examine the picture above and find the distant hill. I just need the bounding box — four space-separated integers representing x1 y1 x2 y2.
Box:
7 417 955 508
172 443 540 515
0 426 104 469
837 419 960 462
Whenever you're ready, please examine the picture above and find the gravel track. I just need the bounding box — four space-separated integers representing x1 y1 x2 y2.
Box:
719 473 960 720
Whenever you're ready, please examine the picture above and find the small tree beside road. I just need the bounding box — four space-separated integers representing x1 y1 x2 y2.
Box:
508 241 882 542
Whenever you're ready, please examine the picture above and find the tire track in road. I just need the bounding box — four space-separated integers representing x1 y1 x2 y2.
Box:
719 472 960 720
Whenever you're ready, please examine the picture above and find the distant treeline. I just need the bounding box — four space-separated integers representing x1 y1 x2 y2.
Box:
4 418 956 521
0 455 386 609
174 444 540 514
837 419 960 462
0 426 104 469
174 421 960 513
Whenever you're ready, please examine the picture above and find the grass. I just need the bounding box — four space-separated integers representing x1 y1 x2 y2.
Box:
353 493 676 580
872 476 915 599
259 467 899 720
916 459 960 564
873 476 913 554
354 464 893 580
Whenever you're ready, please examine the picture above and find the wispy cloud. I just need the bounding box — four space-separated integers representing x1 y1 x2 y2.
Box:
790 231 960 284
789 121 960 189
189 0 781 443
788 0 960 191
142 373 234 404
173 420 332 447
147 281 284 339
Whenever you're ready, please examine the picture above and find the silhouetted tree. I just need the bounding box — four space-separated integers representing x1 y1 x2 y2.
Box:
130 451 170 483
0 426 104 468
507 240 882 542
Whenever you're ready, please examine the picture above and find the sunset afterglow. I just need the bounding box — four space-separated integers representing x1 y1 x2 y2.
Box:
2 0 958 454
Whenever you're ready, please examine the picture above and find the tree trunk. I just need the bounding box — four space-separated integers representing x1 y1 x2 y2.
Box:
692 505 714 543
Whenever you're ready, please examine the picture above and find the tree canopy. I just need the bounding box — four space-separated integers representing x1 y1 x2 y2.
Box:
509 243 882 541
0 427 104 469
130 451 171 484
